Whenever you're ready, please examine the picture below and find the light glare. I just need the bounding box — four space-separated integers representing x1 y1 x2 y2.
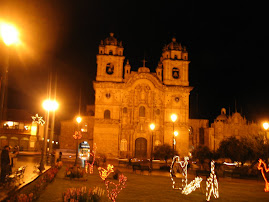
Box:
263 122 269 130
43 100 59 111
0 23 20 46
171 114 177 122
149 123 155 130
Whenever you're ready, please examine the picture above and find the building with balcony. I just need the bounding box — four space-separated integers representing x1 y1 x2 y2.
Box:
0 109 44 151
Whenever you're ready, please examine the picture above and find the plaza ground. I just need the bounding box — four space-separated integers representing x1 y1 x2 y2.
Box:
37 164 269 202
1 154 269 201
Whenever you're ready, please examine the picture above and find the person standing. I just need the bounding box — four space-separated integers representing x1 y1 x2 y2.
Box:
1 146 11 184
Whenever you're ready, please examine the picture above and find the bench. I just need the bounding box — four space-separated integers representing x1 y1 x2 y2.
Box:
196 170 210 177
5 165 26 187
132 164 151 173
223 169 241 178
118 159 129 167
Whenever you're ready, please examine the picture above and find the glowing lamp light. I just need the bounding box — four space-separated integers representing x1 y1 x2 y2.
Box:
174 131 178 136
171 114 177 122
7 121 14 127
31 125 37 136
0 22 20 46
263 122 269 130
42 100 59 111
149 123 155 131
76 116 82 124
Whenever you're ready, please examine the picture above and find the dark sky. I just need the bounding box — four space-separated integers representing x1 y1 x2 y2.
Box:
0 0 268 124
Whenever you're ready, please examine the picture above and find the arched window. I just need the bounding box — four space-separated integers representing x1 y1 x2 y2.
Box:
172 67 179 79
139 106 145 117
123 107 127 113
109 50 113 55
120 139 127 151
106 63 114 75
104 110 111 119
174 55 178 59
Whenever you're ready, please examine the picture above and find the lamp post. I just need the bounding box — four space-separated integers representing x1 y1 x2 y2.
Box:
171 114 177 157
149 123 155 170
0 22 20 123
39 99 58 172
174 131 178 153
263 122 269 165
74 116 82 166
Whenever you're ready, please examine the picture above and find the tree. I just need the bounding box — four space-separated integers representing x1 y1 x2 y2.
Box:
217 135 267 166
153 144 173 165
217 136 241 163
192 145 212 169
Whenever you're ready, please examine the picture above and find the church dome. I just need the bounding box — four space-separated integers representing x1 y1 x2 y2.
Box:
163 37 183 51
216 114 227 122
104 33 118 46
216 108 227 122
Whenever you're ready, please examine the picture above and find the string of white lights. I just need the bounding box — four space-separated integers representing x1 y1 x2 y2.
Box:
182 176 203 195
206 161 219 201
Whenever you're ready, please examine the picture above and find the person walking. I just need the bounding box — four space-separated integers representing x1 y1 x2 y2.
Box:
1 146 11 184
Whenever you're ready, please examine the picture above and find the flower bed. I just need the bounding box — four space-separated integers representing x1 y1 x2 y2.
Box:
65 164 86 179
62 186 105 202
6 162 62 201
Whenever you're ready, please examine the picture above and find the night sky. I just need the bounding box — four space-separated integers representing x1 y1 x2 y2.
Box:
0 1 267 124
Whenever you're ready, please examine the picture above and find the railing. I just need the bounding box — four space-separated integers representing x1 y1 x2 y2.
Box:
0 128 31 134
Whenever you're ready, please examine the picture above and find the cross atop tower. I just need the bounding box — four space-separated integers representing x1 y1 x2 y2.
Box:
142 58 147 67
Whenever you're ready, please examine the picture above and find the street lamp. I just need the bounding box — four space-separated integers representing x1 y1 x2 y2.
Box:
39 99 58 172
263 122 269 165
0 22 20 123
74 116 82 166
149 123 155 170
174 131 178 153
171 114 177 157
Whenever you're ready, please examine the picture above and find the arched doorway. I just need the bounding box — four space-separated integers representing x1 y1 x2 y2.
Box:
10 137 19 148
20 137 29 151
135 138 147 159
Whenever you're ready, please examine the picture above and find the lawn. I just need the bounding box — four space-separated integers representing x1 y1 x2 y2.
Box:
36 164 269 202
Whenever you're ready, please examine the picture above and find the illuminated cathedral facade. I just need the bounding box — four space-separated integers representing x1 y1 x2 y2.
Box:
93 33 192 158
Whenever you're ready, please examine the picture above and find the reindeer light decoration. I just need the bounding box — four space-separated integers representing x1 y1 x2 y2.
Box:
258 159 269 192
98 164 114 181
105 174 127 202
85 143 97 174
206 161 219 201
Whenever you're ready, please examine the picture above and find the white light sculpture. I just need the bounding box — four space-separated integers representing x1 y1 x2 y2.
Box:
206 161 219 201
182 176 203 195
170 156 203 195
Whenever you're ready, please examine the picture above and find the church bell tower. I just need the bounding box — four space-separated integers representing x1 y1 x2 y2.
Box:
161 37 190 86
96 33 125 82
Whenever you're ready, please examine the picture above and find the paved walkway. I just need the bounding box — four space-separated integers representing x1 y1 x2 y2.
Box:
0 154 50 201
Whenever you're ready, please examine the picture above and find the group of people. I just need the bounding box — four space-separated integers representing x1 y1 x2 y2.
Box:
0 145 19 185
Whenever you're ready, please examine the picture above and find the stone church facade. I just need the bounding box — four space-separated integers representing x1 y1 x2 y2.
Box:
204 108 262 151
93 33 192 159
60 34 264 159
